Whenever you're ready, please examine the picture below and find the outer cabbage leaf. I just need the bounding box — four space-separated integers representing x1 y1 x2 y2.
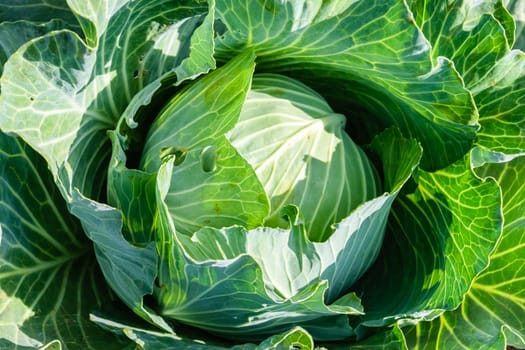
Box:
0 1 81 87
0 132 127 349
0 0 215 201
215 0 478 171
327 324 408 350
150 128 421 342
91 307 315 350
0 20 73 76
65 0 129 47
505 0 525 50
0 0 217 342
407 0 525 161
471 51 525 158
353 153 502 338
68 190 172 334
400 155 525 349
407 0 514 85
0 0 80 32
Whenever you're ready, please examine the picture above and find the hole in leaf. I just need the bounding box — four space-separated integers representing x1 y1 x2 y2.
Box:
200 145 217 172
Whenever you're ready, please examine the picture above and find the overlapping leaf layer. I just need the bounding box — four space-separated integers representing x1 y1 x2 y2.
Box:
0 0 523 349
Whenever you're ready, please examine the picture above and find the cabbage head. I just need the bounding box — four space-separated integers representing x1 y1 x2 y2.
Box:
0 1 524 349
140 70 380 240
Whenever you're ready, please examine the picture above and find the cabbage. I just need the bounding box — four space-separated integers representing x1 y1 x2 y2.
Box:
0 1 524 349
141 70 379 241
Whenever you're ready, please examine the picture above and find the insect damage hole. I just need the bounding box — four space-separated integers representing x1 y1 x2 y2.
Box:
200 145 217 173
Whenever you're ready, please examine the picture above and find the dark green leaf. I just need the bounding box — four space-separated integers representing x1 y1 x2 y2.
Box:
402 155 525 349
215 0 478 170
0 132 126 349
355 153 502 335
